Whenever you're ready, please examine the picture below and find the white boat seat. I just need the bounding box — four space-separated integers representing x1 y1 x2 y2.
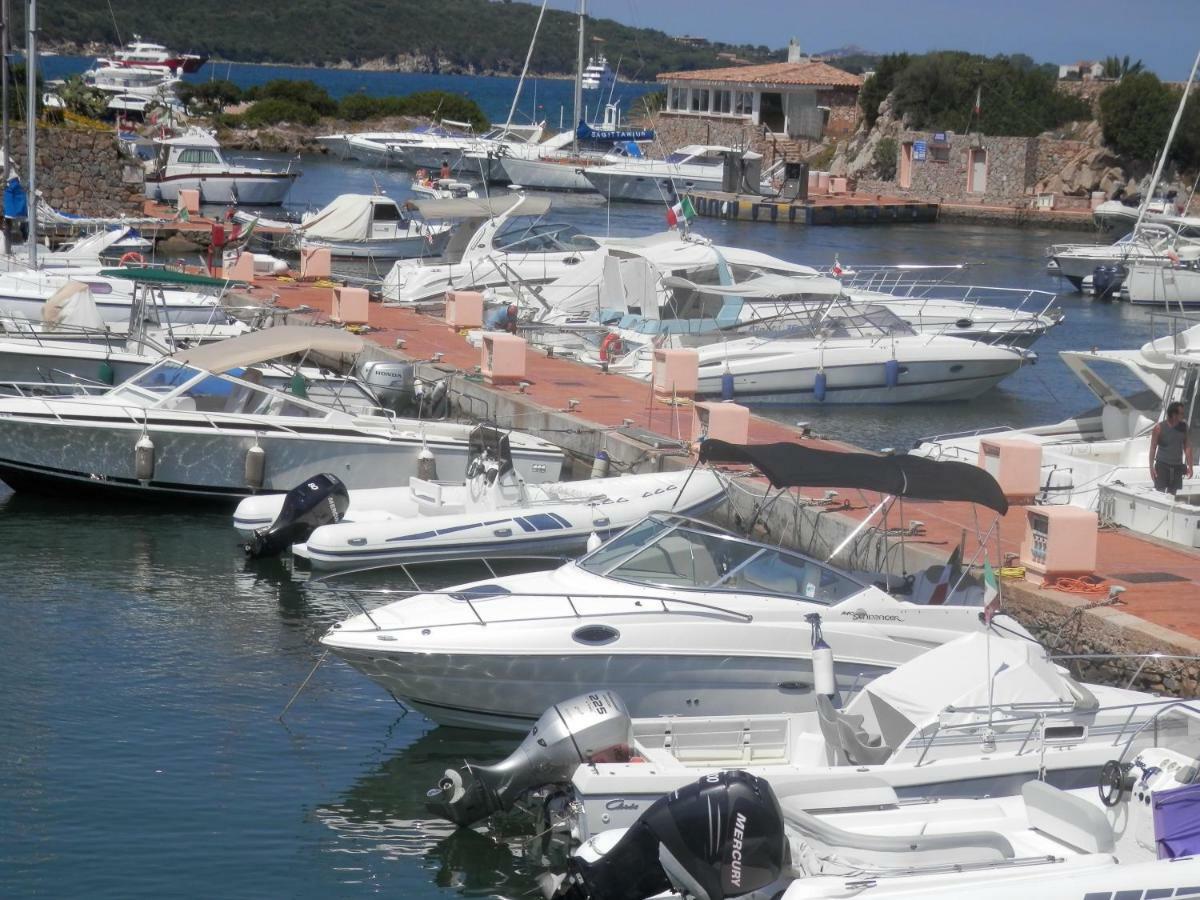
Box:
815 694 892 766
1022 779 1115 853
781 797 1016 874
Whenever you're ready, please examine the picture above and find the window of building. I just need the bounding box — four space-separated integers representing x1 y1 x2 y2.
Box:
669 86 687 111
712 90 732 114
690 88 709 113
735 91 754 116
930 144 951 163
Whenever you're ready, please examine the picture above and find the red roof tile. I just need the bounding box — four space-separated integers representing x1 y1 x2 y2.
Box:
657 60 862 89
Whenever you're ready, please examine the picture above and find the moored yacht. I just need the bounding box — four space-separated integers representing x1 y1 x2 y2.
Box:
143 130 299 205
98 38 207 74
582 144 760 203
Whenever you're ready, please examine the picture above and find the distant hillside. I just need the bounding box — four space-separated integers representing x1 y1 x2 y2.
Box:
31 0 784 79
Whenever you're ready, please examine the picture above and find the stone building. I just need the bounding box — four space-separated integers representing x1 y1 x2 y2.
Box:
656 40 862 143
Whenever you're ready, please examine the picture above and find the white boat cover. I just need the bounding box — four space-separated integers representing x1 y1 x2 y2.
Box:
413 195 552 220
662 272 845 298
170 325 365 372
850 632 1084 738
42 281 106 331
300 194 398 242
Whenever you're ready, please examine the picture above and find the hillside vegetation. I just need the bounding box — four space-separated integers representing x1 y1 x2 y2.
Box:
32 0 781 78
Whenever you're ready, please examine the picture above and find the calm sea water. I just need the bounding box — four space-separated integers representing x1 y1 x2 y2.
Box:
2 65 1172 900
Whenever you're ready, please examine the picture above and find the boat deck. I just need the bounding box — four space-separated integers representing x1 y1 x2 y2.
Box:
244 272 1200 649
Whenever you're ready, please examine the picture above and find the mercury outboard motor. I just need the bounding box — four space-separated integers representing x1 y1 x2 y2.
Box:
243 473 349 559
426 691 634 827
548 770 785 900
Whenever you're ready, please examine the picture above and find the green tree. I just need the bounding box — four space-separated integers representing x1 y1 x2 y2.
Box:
859 53 910 127
1098 72 1176 163
873 137 897 180
55 75 108 119
1102 55 1144 80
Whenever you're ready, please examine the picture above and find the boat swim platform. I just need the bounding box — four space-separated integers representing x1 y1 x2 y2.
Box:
236 272 1200 682
688 191 940 226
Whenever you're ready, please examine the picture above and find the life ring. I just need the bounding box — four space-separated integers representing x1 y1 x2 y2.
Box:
599 332 624 362
119 251 145 267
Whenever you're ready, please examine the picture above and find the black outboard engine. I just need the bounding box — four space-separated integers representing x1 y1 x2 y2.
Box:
548 770 785 900
427 691 633 827
244 473 349 559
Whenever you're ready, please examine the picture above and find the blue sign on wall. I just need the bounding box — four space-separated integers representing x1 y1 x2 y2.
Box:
933 132 948 143
913 140 927 161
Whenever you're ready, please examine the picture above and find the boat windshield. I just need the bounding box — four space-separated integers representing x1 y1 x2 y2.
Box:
744 302 916 340
110 360 327 417
578 514 866 603
493 221 600 254
1118 702 1200 766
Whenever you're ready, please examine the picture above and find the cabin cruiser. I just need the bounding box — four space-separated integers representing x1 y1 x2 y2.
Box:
317 122 544 170
1047 222 1200 289
234 444 726 566
99 38 207 74
1124 259 1200 308
426 632 1159 835
0 326 563 501
411 172 478 200
143 130 299 205
242 194 451 260
83 64 178 99
543 702 1200 900
582 144 761 203
320 483 1024 731
914 324 1199 511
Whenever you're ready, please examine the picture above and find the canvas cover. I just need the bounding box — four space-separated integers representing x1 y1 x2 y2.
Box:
1153 783 1200 859
42 281 106 331
170 325 365 372
300 194 393 242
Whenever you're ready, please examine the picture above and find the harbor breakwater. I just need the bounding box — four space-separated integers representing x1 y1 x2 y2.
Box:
7 124 144 217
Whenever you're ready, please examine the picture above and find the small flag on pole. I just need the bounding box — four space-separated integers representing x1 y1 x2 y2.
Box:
974 85 982 116
927 543 962 606
666 195 696 229
982 559 1000 624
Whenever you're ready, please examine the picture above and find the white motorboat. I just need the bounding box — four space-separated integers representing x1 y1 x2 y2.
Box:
425 631 1160 834
83 64 178 98
1092 196 1189 230
317 122 544 170
233 443 727 567
582 144 760 203
1047 223 1200 289
549 702 1200 900
320 470 1021 731
143 130 299 205
410 172 478 200
0 325 563 501
1124 260 1200 307
98 37 207 74
245 194 452 261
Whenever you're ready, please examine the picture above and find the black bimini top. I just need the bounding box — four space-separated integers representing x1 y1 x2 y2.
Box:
699 439 1009 515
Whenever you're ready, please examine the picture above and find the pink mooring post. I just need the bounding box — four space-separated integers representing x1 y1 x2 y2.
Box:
332 287 370 325
691 401 750 444
653 348 699 400
299 246 331 280
177 189 200 215
481 333 526 385
1020 506 1099 586
978 436 1043 505
222 250 256 282
445 290 483 330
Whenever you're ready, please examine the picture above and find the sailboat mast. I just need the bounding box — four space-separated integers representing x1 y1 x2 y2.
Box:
572 0 585 153
25 0 35 266
1133 48 1200 233
1 0 9 181
504 0 549 133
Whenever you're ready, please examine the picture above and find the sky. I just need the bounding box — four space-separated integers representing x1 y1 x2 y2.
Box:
538 0 1200 81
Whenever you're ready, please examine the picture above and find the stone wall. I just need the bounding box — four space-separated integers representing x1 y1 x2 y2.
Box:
822 86 861 137
901 130 1036 203
6 124 144 217
648 111 829 169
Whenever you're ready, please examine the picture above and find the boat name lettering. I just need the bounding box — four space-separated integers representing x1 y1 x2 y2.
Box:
604 798 639 811
730 811 747 887
640 485 678 499
840 609 903 623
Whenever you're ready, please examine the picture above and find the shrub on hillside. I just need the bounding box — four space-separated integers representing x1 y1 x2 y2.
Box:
859 53 910 128
873 138 898 180
244 79 337 117
1098 72 1180 165
240 97 320 126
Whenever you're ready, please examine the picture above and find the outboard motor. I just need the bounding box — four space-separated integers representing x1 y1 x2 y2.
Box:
548 770 785 900
358 360 416 412
243 473 349 559
427 691 634 827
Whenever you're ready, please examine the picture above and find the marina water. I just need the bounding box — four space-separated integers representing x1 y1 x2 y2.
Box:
2 65 1171 900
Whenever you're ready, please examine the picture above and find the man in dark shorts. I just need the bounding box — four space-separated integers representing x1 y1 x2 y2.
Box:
1149 401 1194 495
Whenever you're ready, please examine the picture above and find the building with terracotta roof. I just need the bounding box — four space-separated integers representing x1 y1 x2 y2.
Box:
656 39 864 140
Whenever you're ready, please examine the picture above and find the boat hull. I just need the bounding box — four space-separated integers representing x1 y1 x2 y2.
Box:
301 230 450 261
583 168 723 203
1125 264 1200 307
499 157 596 192
146 173 298 205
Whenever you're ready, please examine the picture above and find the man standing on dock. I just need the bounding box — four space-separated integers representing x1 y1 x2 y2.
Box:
1150 402 1194 495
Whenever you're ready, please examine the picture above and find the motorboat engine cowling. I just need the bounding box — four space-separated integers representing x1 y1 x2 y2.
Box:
243 473 349 559
426 691 633 827
547 769 786 900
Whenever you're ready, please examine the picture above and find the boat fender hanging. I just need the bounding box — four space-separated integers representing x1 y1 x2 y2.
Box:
813 370 827 402
289 372 308 399
134 433 155 482
720 365 735 401
245 440 266 489
98 360 115 385
806 613 836 697
885 358 900 388
417 444 438 481
590 449 610 480
585 532 603 553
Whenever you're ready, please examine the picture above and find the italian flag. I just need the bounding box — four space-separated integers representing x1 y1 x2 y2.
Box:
982 560 1000 624
666 196 696 228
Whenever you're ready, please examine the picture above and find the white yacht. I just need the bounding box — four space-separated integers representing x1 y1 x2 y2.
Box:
1124 260 1200 308
320 511 1027 732
550 703 1200 900
0 326 563 501
1047 223 1200 290
317 122 544 171
83 64 178 98
143 130 299 205
582 145 758 203
98 38 207 74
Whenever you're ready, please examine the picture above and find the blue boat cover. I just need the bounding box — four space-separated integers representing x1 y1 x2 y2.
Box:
576 120 654 143
4 177 27 219
1153 783 1200 859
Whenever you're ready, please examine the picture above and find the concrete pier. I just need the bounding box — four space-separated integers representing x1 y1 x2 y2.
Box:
690 190 939 226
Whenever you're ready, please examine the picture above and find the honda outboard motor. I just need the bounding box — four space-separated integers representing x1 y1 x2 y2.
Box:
548 770 785 900
243 473 349 559
427 691 633 827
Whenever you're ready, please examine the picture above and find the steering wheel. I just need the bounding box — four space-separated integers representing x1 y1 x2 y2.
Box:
1098 759 1131 808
